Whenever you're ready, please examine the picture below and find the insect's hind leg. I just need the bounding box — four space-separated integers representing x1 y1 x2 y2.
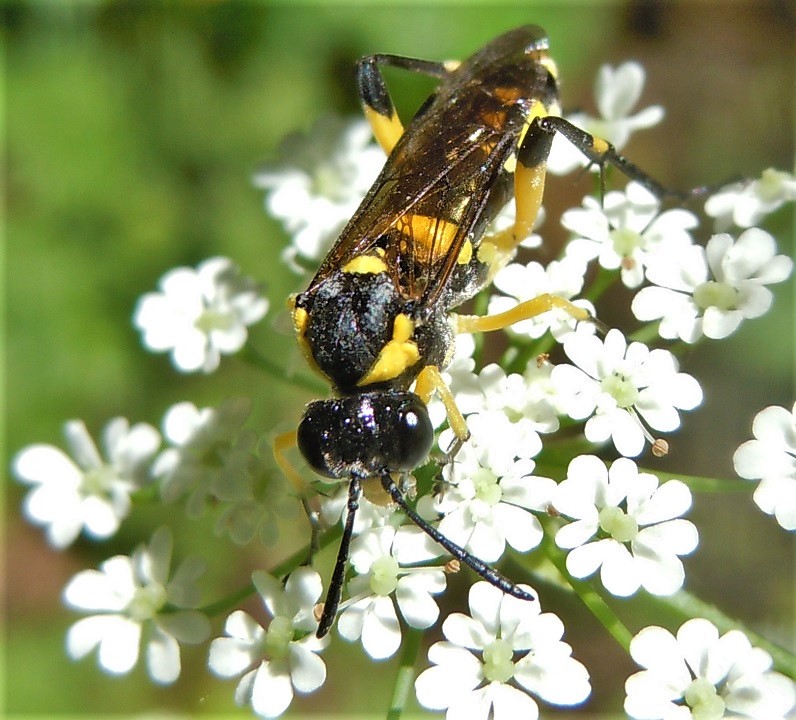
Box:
536 115 711 202
484 108 557 256
356 53 452 154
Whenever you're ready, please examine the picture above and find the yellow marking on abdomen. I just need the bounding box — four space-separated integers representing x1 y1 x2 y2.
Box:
342 252 388 275
397 214 461 264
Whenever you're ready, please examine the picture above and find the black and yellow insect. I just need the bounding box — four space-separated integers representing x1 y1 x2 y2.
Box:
275 25 683 637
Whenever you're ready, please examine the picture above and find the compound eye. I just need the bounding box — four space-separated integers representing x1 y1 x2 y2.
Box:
394 396 434 472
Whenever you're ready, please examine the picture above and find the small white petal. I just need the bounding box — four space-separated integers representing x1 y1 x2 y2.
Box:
490 681 541 718
98 616 142 675
288 643 327 693
146 625 181 684
361 596 401 659
600 542 641 596
251 661 294 718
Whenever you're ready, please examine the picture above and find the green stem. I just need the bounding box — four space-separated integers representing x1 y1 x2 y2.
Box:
638 468 750 493
240 342 327 395
628 322 661 344
540 519 633 650
198 524 342 617
386 626 424 720
582 265 617 306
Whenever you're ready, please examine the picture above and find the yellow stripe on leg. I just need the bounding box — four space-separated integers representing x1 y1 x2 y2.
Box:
415 365 469 443
488 158 548 253
454 293 590 334
363 105 405 155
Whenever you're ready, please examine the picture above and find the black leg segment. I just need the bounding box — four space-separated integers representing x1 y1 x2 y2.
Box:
316 477 362 638
379 472 535 604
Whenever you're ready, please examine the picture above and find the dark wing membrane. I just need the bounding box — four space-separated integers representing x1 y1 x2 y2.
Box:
306 112 517 302
306 26 551 301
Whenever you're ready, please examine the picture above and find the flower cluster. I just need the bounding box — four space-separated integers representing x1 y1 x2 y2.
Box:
63 527 210 684
11 50 795 720
134 257 268 373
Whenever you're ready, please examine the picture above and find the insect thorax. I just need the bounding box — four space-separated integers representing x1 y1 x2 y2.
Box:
293 265 452 394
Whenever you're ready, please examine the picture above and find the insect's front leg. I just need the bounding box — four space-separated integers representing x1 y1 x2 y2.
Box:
356 53 451 154
316 476 361 638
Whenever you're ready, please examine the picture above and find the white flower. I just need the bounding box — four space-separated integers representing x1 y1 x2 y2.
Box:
553 456 698 597
474 363 562 436
319 483 396 535
562 182 698 288
152 397 253 515
134 257 268 373
426 440 555 563
547 61 665 175
415 582 591 719
632 228 793 343
254 116 384 272
13 417 160 548
705 168 796 230
208 568 328 719
487 255 593 341
733 402 796 531
337 525 446 660
625 618 796 720
552 327 703 457
63 527 210 684
214 444 294 547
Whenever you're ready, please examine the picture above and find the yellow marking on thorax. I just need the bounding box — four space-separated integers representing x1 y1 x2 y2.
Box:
293 305 308 335
342 251 389 275
292 305 326 379
397 214 460 264
457 239 472 265
358 313 420 386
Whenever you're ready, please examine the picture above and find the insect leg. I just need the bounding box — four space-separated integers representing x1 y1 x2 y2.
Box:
488 110 556 254
536 115 709 201
414 365 469 445
317 476 362 638
273 430 306 494
380 472 535 603
455 294 590 334
356 53 450 154
274 430 320 562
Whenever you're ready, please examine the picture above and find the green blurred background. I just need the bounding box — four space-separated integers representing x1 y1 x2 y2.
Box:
5 2 794 717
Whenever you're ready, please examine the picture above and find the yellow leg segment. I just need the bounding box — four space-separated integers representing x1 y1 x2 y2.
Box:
487 158 548 253
415 365 469 443
364 105 404 155
455 293 589 334
273 430 308 496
